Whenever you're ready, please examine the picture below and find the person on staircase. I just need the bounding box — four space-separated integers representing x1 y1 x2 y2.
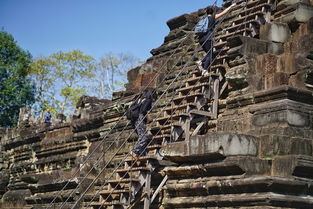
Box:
196 2 237 75
127 89 154 159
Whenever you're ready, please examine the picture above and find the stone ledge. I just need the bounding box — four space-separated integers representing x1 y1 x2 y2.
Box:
164 156 270 179
163 192 313 208
161 132 258 163
272 155 313 179
250 99 313 127
226 85 313 109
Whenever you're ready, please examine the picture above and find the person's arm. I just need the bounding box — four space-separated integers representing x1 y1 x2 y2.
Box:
215 2 236 19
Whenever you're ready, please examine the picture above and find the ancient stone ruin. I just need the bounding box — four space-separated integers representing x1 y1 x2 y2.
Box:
1 0 313 208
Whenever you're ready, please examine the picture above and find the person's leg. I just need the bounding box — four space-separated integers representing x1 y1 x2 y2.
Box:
202 40 212 70
199 34 212 71
132 114 149 156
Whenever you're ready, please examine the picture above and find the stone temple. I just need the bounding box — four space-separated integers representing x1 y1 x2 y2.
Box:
1 0 313 208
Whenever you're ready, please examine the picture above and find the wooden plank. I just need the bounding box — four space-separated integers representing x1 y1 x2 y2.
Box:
144 172 151 209
191 121 205 136
220 81 228 97
151 175 168 204
189 110 214 118
212 78 220 119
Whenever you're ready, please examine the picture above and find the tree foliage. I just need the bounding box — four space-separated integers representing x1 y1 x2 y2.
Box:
31 51 141 115
0 31 35 127
93 53 141 99
30 50 95 115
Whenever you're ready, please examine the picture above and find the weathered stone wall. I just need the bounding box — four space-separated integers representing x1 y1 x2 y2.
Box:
0 0 313 208
161 0 313 208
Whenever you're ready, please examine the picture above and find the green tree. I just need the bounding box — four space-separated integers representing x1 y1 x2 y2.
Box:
0 31 35 127
30 50 95 115
94 53 141 99
29 56 56 114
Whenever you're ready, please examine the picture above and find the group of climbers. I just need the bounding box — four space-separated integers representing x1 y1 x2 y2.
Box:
126 2 238 158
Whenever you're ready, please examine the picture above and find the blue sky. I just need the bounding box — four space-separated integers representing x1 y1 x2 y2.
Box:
1 0 221 61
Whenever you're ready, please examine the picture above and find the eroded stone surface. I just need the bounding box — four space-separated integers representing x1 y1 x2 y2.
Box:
1 0 313 208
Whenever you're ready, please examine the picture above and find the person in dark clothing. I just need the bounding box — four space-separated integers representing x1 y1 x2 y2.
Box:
196 3 237 75
43 111 52 124
129 89 154 159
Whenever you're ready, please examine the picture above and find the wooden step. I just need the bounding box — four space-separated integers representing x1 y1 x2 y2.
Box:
91 201 125 207
231 2 272 19
173 93 206 103
189 110 214 118
232 11 267 25
146 144 163 151
107 178 140 184
124 155 158 162
154 113 189 124
213 40 227 49
187 72 219 83
116 166 151 174
163 103 197 112
225 19 261 33
151 134 171 142
178 82 210 94
217 28 254 41
274 4 296 18
151 123 180 132
99 189 130 196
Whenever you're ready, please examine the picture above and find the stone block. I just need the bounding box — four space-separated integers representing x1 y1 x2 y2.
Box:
256 54 279 75
277 3 313 23
278 0 311 7
260 22 291 43
265 72 289 89
259 135 312 157
166 14 197 31
225 65 249 89
162 132 258 163
2 189 32 202
272 155 313 179
229 35 284 56
252 103 311 128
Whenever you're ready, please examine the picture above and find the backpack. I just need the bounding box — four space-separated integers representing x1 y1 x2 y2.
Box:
194 17 209 34
126 101 141 121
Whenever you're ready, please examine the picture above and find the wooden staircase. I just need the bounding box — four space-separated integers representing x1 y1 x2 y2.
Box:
88 0 275 208
90 155 161 209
